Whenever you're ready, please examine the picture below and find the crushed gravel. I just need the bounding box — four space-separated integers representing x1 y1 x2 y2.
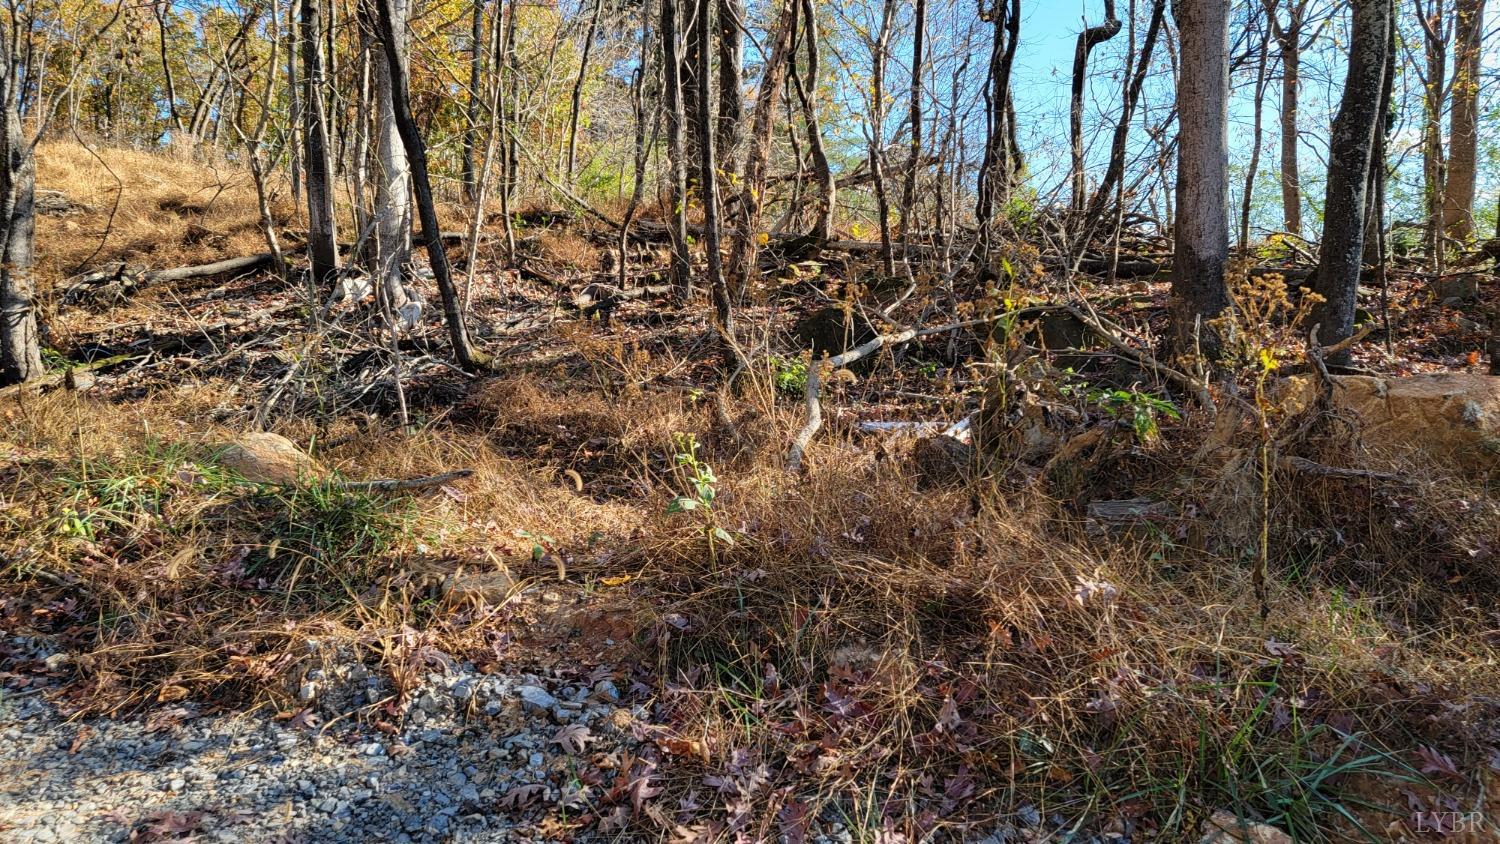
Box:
0 642 641 843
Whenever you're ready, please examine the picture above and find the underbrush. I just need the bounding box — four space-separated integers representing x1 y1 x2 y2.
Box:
3 341 1497 838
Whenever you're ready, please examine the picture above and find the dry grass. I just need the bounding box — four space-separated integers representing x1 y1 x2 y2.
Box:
7 339 1496 837
34 139 474 289
35 140 294 284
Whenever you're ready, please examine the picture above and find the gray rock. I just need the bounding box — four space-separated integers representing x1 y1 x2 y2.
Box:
516 685 557 715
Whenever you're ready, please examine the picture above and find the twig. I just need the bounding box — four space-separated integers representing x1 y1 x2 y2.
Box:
1280 456 1407 484
340 470 475 492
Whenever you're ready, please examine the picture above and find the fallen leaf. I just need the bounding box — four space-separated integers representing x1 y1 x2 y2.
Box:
552 723 594 755
1417 744 1463 780
499 783 546 810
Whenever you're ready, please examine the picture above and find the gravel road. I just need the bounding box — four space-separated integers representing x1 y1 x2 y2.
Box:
1 653 641 843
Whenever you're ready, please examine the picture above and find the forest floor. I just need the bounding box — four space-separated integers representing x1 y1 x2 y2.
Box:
4 144 1500 843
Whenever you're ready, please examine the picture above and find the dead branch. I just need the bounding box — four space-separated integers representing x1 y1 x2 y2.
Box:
1280 456 1406 483
341 469 475 492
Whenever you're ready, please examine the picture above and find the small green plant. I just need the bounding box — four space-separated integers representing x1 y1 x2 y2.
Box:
1061 380 1181 442
667 433 734 562
1095 387 1181 442
770 354 809 395
51 439 240 541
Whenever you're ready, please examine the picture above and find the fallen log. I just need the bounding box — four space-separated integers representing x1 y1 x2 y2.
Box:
64 253 277 304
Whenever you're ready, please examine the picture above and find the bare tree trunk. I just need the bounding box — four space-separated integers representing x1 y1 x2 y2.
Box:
1362 10 1396 271
725 0 796 299
0 28 41 386
565 0 602 183
716 0 744 175
301 0 339 285
373 0 492 371
1264 0 1305 236
1311 0 1393 363
792 0 833 242
680 0 703 179
692 0 737 362
660 0 694 295
287 0 303 206
363 0 416 313
1079 0 1165 247
496 0 518 260
867 0 897 277
1444 0 1485 241
899 0 925 245
154 0 185 135
975 0 1020 249
228 10 288 281
1070 1 1122 216
618 0 657 288
1416 0 1450 268
462 0 486 204
1240 12 1271 254
1170 0 1231 357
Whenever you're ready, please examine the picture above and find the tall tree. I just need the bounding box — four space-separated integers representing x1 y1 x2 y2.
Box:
692 0 737 360
899 0 926 245
0 23 41 386
1262 0 1310 236
462 0 486 203
1170 0 1231 357
565 0 602 183
1443 0 1485 241
716 0 744 174
725 0 796 298
1070 1 1122 216
301 0 339 285
1415 0 1451 267
373 0 491 370
660 0 693 295
363 0 416 315
792 0 833 242
975 0 1020 249
1079 0 1166 251
867 0 898 276
1310 0 1393 362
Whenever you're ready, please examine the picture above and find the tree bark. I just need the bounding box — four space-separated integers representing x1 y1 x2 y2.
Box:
1070 1 1122 216
1169 0 1231 357
899 0 926 245
975 0 1020 249
0 27 42 386
1311 0 1393 363
566 0 602 183
691 0 737 360
725 0 796 299
1416 0 1450 267
1444 0 1485 241
1079 0 1165 248
462 0 486 204
1240 11 1271 254
362 0 416 314
373 0 492 371
792 0 833 242
659 0 693 295
1263 0 1305 236
868 0 898 277
716 0 744 175
300 0 339 285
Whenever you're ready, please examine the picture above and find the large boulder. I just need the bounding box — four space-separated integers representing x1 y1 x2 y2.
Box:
218 433 322 484
1284 373 1500 473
